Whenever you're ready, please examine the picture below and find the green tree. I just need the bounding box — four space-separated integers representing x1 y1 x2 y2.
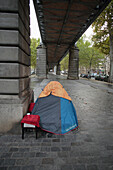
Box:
92 0 113 82
77 35 105 73
89 47 104 71
30 38 40 71
77 36 91 70
60 54 69 71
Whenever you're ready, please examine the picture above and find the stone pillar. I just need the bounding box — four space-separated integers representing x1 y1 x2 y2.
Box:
36 44 47 79
68 44 79 79
109 33 113 83
56 63 61 75
0 0 33 133
46 64 49 75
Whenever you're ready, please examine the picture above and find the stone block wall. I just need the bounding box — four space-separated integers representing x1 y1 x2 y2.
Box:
56 63 61 75
0 0 32 132
36 44 47 79
68 45 79 80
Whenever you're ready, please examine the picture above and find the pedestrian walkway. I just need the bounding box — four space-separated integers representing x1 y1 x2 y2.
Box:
0 74 113 170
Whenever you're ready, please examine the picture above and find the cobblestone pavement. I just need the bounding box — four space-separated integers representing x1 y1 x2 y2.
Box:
0 74 113 170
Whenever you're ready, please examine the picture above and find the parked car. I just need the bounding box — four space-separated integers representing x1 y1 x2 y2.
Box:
80 74 83 77
100 74 109 82
90 73 94 77
95 74 101 80
95 74 109 82
61 70 65 74
104 75 109 82
94 73 97 77
81 74 88 78
80 74 91 78
31 70 36 75
100 75 106 81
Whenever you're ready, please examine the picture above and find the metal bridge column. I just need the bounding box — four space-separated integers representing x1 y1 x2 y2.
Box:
36 44 47 79
0 0 33 133
56 63 61 75
68 44 79 80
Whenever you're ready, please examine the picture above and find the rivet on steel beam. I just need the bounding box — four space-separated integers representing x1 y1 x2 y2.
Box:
37 0 40 4
91 13 94 16
96 5 100 9
87 18 90 22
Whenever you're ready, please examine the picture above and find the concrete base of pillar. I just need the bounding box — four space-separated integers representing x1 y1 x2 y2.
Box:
0 90 33 133
36 75 47 79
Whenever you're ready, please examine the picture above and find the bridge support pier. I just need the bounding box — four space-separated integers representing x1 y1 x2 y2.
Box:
109 34 113 83
68 45 79 80
56 63 61 75
0 0 33 133
36 44 47 79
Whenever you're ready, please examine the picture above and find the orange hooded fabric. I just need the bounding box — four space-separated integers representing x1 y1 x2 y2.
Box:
39 81 72 101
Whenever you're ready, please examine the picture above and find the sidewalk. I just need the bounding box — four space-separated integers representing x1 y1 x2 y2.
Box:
0 74 113 170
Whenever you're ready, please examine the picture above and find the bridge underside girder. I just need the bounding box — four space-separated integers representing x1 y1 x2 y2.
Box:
33 0 111 64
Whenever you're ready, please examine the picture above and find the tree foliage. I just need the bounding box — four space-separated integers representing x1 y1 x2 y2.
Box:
30 38 40 70
77 35 105 72
60 35 105 73
92 4 111 55
92 0 113 82
60 54 69 71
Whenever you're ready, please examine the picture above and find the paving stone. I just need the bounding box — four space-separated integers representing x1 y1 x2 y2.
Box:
21 166 35 170
18 147 30 152
101 155 113 164
29 147 41 152
36 152 48 157
0 167 8 170
37 165 57 170
70 150 81 157
79 151 91 156
57 151 69 158
41 147 51 152
4 159 15 166
62 147 71 151
8 166 21 170
60 164 73 170
0 76 113 169
98 164 113 170
9 147 18 152
56 135 64 139
71 142 84 146
12 152 24 158
23 152 36 158
73 165 86 170
65 157 78 164
0 153 12 158
28 158 42 165
0 147 10 152
86 165 99 170
15 159 29 165
0 159 4 166
106 145 113 150
42 139 52 142
52 139 60 142
41 142 51 146
51 147 61 152
84 137 93 142
42 158 54 164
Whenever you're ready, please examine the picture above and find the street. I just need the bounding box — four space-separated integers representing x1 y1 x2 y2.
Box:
0 74 113 170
